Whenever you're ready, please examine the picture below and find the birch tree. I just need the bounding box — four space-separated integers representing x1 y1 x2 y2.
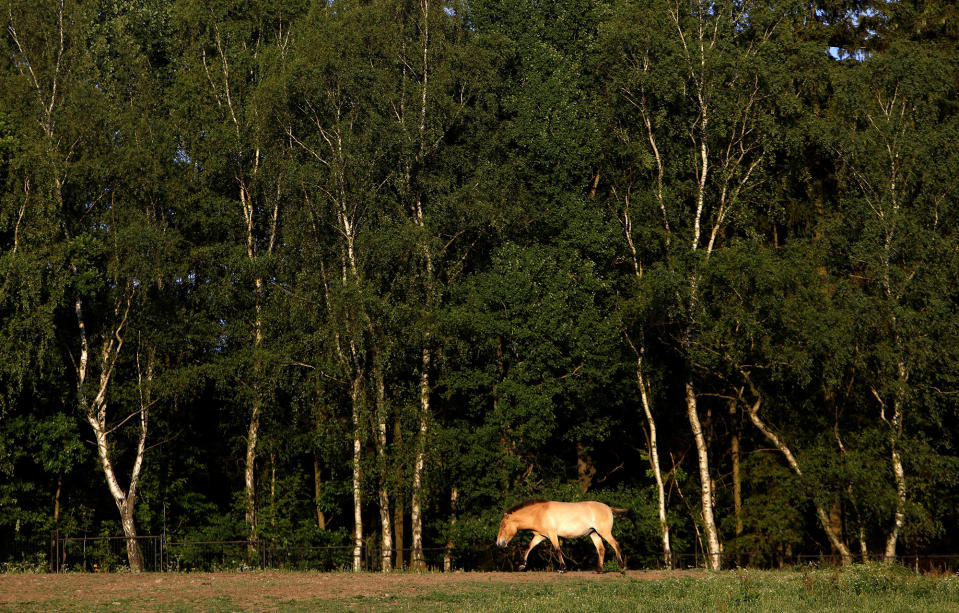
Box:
601 0 798 569
832 42 959 560
172 0 303 548
3 0 173 571
386 0 480 570
611 165 672 565
285 2 394 570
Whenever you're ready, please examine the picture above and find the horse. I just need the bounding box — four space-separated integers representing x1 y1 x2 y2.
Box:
495 499 627 574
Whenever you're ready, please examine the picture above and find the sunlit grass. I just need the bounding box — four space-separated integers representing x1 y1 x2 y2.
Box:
3 564 957 612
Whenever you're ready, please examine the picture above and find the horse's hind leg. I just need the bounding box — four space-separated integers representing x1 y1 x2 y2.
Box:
547 535 567 574
589 532 606 573
597 527 625 574
520 534 545 571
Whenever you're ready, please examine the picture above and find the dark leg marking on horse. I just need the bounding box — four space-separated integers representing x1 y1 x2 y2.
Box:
596 527 626 574
589 531 606 573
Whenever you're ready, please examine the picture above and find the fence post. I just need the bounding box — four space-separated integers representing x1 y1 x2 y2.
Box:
49 529 56 573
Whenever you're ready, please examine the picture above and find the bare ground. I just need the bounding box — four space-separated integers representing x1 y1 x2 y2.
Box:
0 569 687 610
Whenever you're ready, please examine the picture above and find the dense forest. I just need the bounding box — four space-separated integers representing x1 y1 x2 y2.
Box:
1 0 958 572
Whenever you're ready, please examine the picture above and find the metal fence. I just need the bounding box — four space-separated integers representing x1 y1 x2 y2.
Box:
669 552 959 573
42 531 959 574
50 534 163 573
49 531 464 573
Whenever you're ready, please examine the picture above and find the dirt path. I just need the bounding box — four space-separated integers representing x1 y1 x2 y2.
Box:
0 570 686 609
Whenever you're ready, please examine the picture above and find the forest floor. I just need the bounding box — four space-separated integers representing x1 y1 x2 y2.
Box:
1 566 957 612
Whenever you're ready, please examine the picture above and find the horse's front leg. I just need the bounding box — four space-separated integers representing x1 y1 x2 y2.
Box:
519 534 545 571
548 535 566 574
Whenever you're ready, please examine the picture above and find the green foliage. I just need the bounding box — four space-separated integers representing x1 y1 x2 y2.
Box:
1 0 959 571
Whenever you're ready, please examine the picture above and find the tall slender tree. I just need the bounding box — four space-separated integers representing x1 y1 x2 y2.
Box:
831 40 959 559
171 0 305 549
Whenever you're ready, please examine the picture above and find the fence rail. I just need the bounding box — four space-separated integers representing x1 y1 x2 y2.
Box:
668 552 959 573
40 531 959 574
48 531 459 573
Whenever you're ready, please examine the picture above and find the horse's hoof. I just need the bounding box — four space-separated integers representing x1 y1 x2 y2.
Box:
557 569 566 574
518 565 526 572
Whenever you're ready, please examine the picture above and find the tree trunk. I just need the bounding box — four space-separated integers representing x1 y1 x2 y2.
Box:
245 397 260 550
409 0 433 568
575 442 596 494
245 268 268 549
89 419 145 572
883 363 908 561
53 474 62 526
621 176 672 568
636 355 671 567
351 377 364 572
730 398 742 537
269 453 277 531
86 391 148 572
313 457 326 530
885 424 906 561
120 502 143 572
410 346 430 570
444 487 457 571
834 401 868 561
394 417 405 569
741 376 853 563
76 290 147 572
685 376 722 570
373 360 393 571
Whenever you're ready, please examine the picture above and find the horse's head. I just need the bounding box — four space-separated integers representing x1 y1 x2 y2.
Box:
496 512 518 547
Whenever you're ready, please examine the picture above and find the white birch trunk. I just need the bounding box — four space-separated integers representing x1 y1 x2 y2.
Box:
613 0 775 574
855 88 916 562
884 367 907 561
638 358 671 568
741 377 852 563
351 377 364 571
75 290 150 571
443 487 457 571
410 346 430 570
834 409 869 561
394 416 405 569
885 439 906 561
410 0 433 572
374 362 393 571
244 396 261 548
13 0 153 574
620 181 672 568
685 376 722 569
209 22 284 551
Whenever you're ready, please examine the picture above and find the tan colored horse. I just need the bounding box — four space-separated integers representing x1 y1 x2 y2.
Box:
496 500 627 573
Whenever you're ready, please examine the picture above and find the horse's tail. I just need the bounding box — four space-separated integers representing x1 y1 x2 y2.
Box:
611 507 630 517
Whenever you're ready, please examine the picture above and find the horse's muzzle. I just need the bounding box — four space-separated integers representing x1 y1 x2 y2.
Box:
496 539 507 548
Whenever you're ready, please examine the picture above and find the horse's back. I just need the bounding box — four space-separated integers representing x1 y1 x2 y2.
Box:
542 501 615 538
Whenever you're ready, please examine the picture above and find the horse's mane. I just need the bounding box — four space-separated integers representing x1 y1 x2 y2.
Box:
506 499 548 514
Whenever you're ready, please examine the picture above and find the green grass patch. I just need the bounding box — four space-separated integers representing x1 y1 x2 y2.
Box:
2 565 957 612
311 568 958 613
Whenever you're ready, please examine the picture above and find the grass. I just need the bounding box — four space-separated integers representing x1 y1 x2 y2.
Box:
316 568 959 613
2 564 957 612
